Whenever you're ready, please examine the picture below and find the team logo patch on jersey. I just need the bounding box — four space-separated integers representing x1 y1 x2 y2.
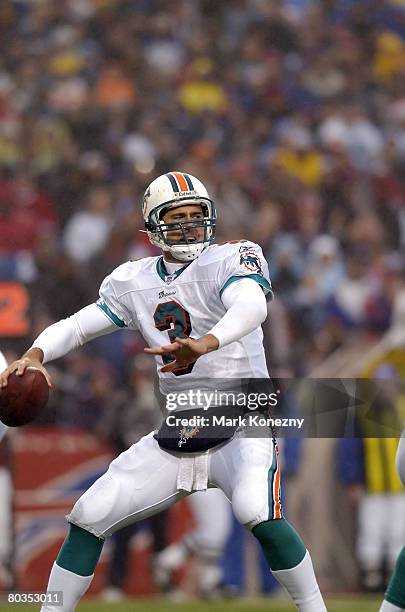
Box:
240 250 262 274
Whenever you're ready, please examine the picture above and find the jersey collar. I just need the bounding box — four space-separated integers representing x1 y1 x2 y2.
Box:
156 257 191 283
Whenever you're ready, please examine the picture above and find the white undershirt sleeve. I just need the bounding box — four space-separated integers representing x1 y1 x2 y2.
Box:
208 278 268 348
31 303 119 363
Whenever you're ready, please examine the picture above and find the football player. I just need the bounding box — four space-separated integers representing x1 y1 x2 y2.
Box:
379 436 405 611
0 172 327 611
154 487 232 598
349 301 405 612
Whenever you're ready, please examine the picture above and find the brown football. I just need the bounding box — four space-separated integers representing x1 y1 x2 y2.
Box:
0 368 50 427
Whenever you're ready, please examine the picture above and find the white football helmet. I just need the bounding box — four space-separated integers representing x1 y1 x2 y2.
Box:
142 172 216 262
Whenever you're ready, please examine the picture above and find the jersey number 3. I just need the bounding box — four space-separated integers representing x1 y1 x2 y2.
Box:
154 300 195 376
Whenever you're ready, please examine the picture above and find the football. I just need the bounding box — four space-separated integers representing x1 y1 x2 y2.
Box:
0 368 50 427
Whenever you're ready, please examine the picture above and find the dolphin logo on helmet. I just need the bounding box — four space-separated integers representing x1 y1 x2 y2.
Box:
142 172 216 262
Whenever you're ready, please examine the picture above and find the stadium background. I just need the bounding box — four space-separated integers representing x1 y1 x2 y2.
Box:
0 0 404 608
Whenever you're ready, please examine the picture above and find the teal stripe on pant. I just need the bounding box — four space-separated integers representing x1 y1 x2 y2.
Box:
267 441 283 520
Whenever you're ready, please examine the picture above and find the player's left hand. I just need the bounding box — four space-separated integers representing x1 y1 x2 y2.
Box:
144 334 219 373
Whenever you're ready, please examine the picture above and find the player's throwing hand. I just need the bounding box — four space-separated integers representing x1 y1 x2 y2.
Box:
0 349 52 388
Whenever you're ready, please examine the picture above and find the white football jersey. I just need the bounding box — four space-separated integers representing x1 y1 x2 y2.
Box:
97 241 273 394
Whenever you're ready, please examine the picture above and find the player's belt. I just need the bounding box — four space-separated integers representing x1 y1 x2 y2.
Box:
154 405 272 453
154 406 244 453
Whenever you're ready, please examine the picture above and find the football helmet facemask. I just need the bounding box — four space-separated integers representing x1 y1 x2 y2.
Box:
142 172 216 262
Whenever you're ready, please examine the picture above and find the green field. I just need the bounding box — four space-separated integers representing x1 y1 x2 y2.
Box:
0 596 382 611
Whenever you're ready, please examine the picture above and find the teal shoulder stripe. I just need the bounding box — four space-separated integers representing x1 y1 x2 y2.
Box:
97 301 127 328
220 274 274 301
